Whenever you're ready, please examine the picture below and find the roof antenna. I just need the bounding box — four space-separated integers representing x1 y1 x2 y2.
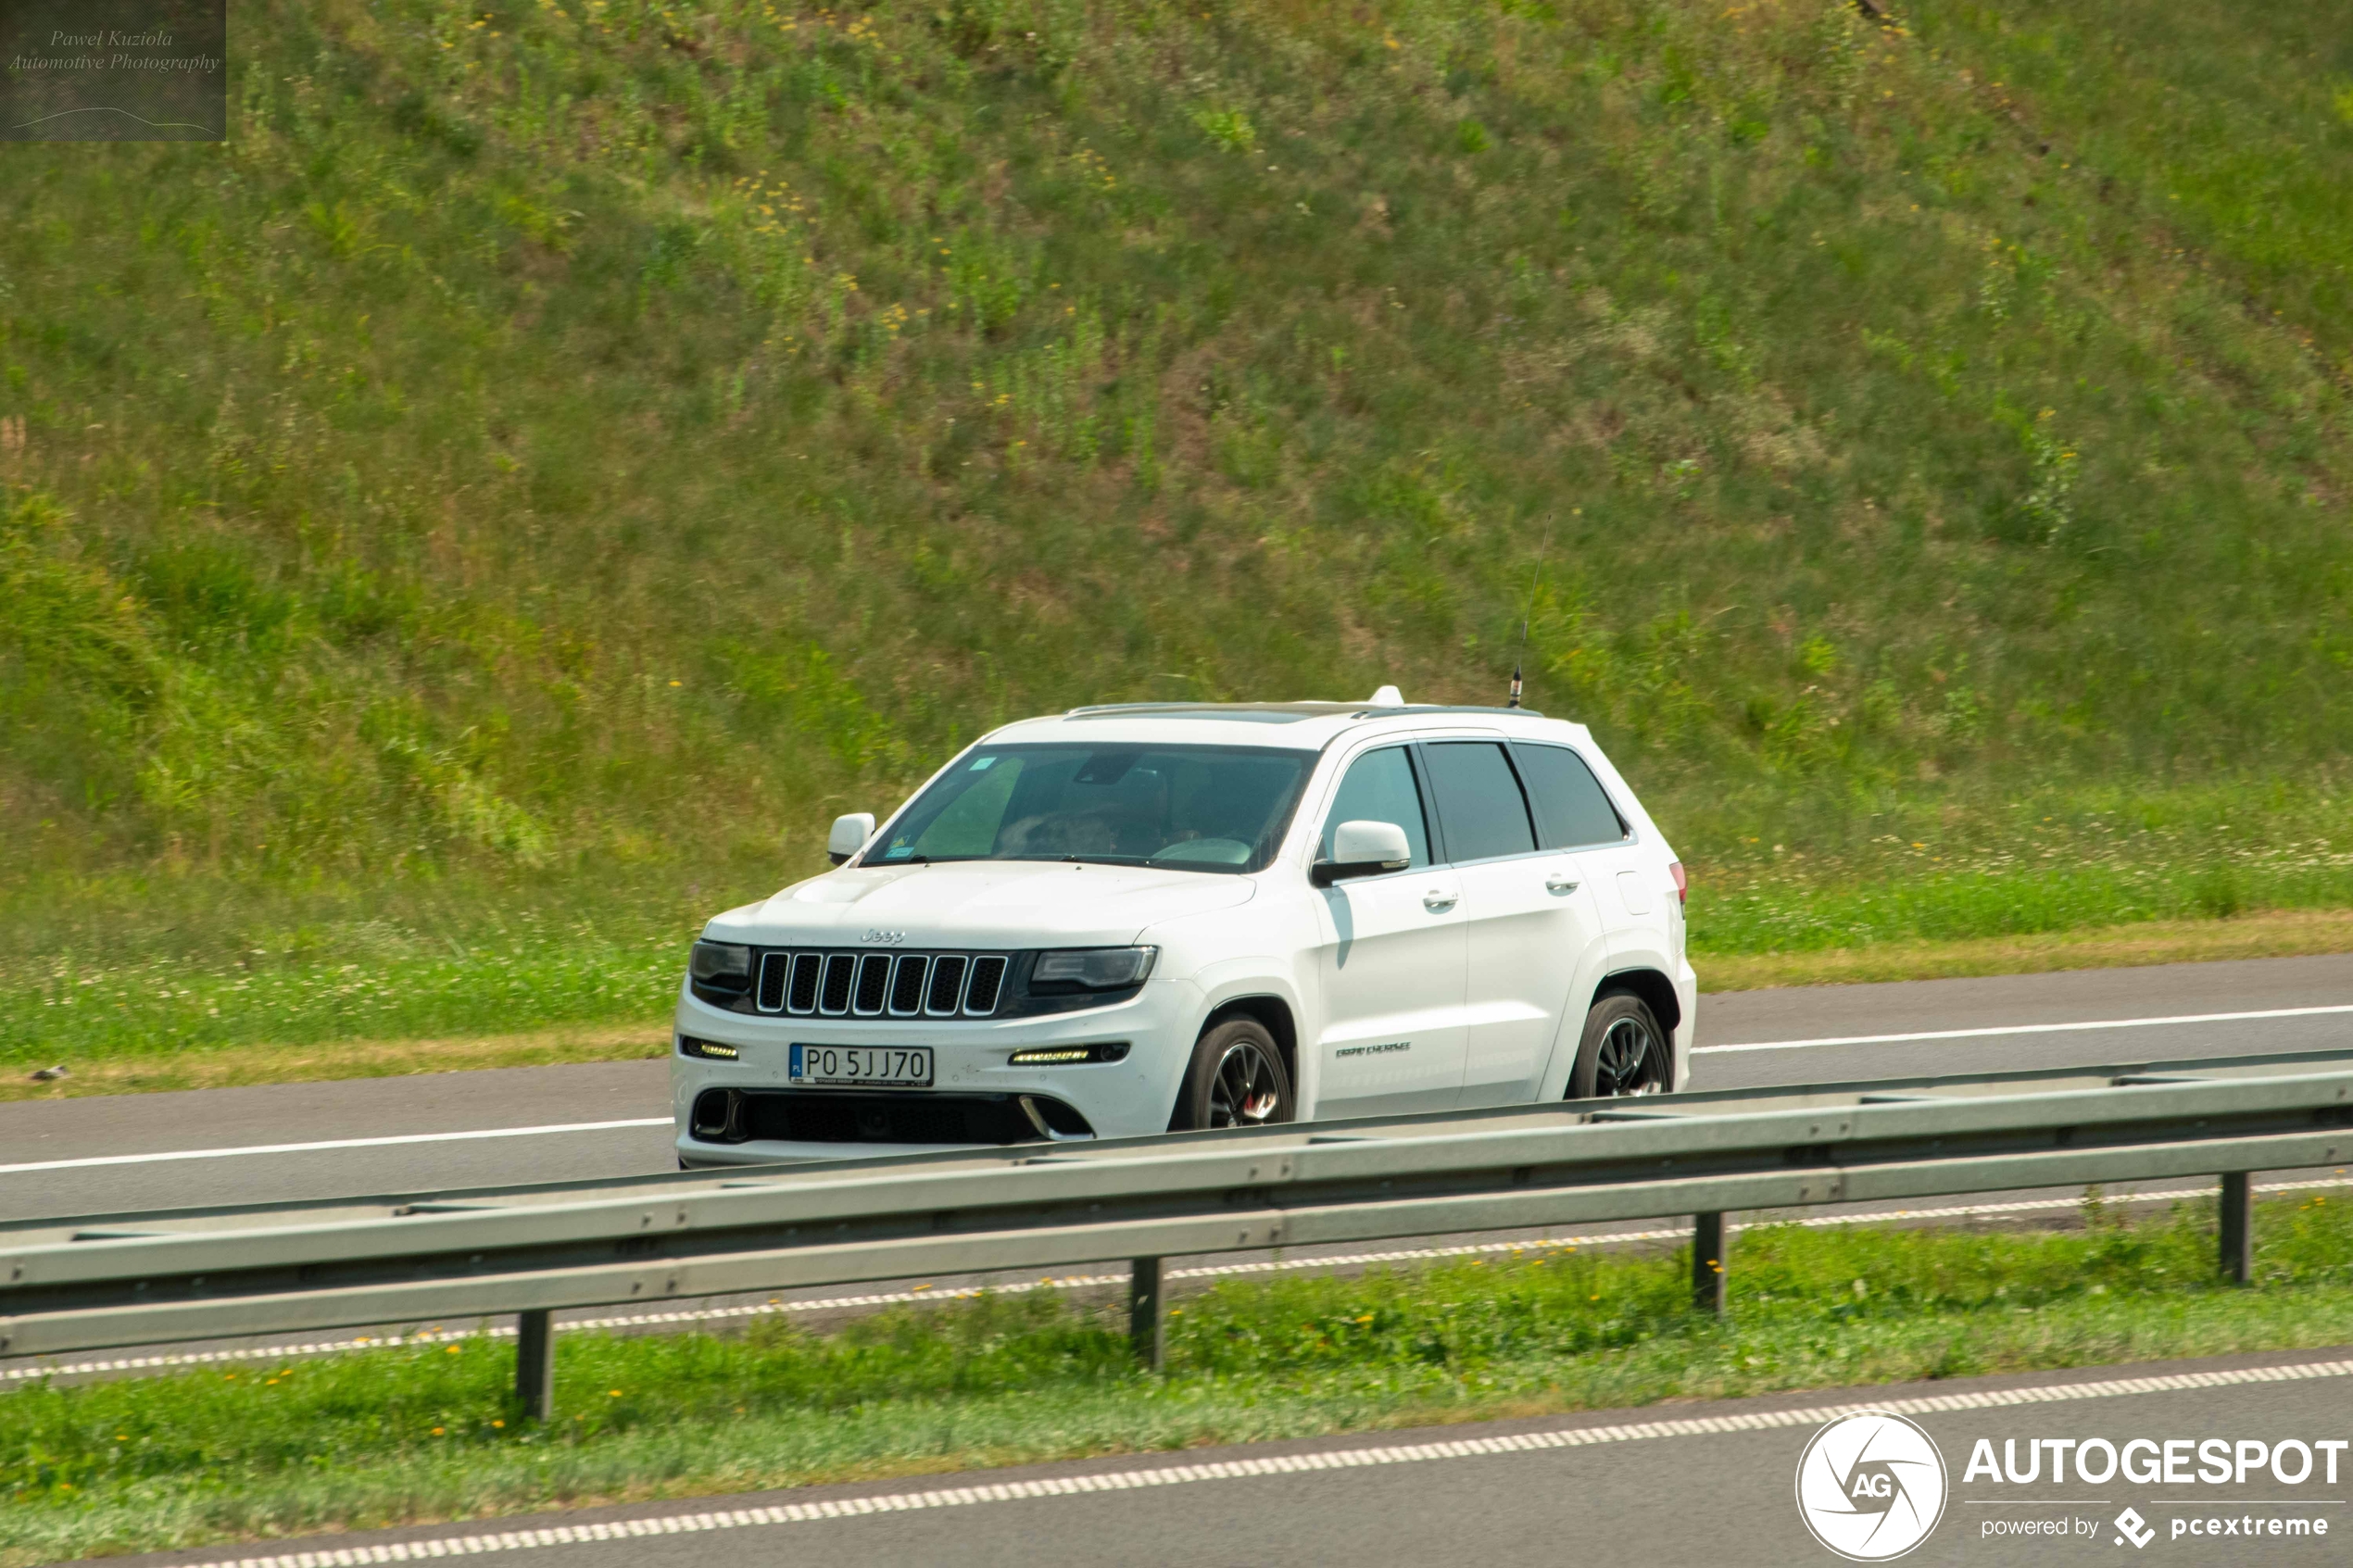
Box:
1508 521 1553 709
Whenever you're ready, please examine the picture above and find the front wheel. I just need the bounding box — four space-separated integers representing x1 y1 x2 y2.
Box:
1175 1018 1295 1131
1567 992 1672 1098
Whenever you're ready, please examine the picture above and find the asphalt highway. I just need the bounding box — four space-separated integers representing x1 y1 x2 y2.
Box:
6 950 2351 1221
6 950 2351 1394
83 1346 2353 1568
19 955 2353 1567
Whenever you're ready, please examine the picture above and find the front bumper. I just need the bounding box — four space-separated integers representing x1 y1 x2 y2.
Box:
672 975 1201 1165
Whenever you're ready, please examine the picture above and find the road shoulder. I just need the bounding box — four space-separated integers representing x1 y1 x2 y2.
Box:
72 1343 2353 1568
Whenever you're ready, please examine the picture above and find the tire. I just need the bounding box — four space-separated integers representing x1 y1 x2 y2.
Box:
1174 1017 1295 1131
1567 991 1672 1099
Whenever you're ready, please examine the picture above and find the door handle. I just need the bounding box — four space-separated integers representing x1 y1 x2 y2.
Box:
1545 873 1579 894
1422 889 1458 911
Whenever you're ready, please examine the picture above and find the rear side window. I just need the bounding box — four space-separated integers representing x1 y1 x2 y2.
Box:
1421 742 1538 863
1513 743 1629 849
1319 746 1431 869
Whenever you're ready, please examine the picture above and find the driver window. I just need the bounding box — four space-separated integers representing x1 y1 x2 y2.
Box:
1318 747 1431 869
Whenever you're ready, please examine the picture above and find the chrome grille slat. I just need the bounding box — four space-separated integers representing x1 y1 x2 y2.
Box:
786 953 822 1015
852 954 892 1016
755 952 788 1014
925 955 969 1016
819 954 857 1016
963 955 1008 1016
887 955 929 1016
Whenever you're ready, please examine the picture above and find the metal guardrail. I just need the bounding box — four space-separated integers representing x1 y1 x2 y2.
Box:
6 1046 2350 1416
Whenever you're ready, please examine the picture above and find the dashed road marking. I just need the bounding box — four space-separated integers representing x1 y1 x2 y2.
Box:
1695 1002 2353 1055
0 1118 673 1176
159 1355 2353 1567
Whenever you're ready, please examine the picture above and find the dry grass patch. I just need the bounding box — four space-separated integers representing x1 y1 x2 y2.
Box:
0 1022 668 1104
1700 908 2353 992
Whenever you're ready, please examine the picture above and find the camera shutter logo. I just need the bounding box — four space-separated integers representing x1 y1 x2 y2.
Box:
1794 1410 1949 1562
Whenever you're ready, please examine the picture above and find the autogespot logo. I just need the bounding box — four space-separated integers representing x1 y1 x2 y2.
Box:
1795 1411 1950 1562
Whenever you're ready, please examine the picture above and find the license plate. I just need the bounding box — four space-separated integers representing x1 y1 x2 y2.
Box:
788 1044 934 1087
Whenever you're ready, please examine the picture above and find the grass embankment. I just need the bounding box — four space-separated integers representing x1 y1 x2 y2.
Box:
6 0 2353 1080
17 897 2353 1100
12 865 2353 1098
6 1195 2352 1563
8 776 2353 1096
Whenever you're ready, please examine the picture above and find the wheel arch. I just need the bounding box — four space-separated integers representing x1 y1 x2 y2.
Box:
1167 992 1300 1132
1198 992 1299 1086
1594 966 1681 1039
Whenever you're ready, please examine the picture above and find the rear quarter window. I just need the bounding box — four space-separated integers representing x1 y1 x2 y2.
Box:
1512 742 1629 849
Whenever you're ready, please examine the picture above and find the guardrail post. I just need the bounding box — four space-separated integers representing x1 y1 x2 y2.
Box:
1129 1257 1165 1371
2219 1173 2254 1285
516 1309 556 1421
1692 1212 1727 1313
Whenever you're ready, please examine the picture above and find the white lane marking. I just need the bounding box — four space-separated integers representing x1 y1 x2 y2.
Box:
13 1000 2345 1169
159 1355 2353 1567
0 1118 673 1176
1694 1002 2353 1055
14 1176 2347 1385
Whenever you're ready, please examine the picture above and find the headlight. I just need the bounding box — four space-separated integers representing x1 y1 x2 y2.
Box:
1031 946 1158 990
689 940 753 985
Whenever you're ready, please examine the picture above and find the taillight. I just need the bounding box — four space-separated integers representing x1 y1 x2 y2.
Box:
1668 861 1687 904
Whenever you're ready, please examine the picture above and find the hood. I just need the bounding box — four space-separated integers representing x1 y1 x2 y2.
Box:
705 859 1256 948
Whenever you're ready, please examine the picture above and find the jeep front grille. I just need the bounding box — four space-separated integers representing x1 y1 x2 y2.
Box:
753 948 1010 1019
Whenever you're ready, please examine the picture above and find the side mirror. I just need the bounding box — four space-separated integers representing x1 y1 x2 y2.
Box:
827 812 876 866
1311 820 1413 886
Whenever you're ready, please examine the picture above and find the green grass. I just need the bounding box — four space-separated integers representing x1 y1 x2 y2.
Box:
6 1193 2353 1563
0 861 707 1074
0 875 693 1066
8 782 2353 1075
12 777 2353 1074
6 0 2353 1060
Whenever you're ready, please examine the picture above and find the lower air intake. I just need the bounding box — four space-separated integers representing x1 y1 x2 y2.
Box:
696 1091 1095 1146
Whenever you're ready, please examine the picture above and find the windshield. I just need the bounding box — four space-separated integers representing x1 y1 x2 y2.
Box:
870 744 1314 874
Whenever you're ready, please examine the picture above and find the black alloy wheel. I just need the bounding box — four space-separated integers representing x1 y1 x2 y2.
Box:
1176 1016 1295 1130
1569 991 1671 1098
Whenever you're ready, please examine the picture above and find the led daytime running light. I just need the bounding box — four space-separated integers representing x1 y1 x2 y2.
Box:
1008 1042 1129 1066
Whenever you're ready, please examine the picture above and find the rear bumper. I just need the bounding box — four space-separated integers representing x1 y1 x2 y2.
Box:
1673 957 1698 1091
672 974 1200 1164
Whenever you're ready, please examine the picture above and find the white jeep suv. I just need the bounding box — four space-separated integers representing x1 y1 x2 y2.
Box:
673 695 1694 1164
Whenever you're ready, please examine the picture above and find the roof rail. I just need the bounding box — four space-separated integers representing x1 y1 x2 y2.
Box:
1058 700 1549 719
